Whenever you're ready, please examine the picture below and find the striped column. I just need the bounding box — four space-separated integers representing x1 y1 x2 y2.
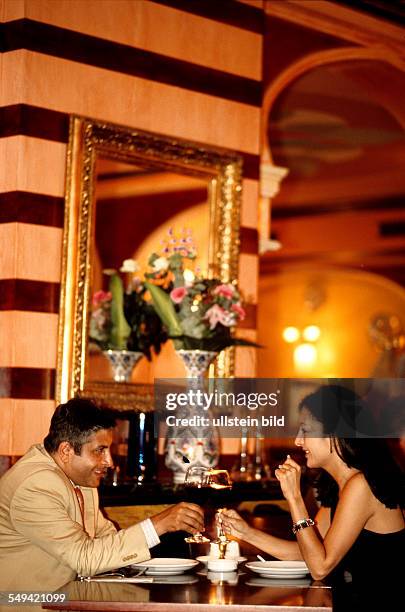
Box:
0 0 263 457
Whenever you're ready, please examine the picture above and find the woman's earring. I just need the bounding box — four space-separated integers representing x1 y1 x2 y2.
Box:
329 438 333 453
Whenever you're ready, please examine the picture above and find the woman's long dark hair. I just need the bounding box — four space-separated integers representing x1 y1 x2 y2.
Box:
300 385 405 509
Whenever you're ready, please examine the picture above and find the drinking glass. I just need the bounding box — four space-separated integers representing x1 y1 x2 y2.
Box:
183 466 211 543
208 470 232 557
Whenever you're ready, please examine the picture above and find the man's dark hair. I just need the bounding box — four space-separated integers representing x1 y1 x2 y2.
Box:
43 398 116 455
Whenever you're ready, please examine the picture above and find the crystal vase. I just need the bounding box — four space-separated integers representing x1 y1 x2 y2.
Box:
165 349 220 483
103 349 143 382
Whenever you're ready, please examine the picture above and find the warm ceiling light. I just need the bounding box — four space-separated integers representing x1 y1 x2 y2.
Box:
282 326 300 343
303 325 321 342
294 343 317 369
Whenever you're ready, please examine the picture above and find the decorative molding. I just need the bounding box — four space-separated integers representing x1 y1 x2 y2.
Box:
0 19 262 107
58 117 244 407
262 47 405 141
329 0 405 27
260 245 405 271
272 195 405 220
78 383 154 412
151 0 265 33
264 0 405 54
260 163 289 199
259 163 289 254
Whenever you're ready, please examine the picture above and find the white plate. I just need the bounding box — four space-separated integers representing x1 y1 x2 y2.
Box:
132 558 199 576
251 571 310 579
246 561 309 579
246 577 311 587
196 555 247 566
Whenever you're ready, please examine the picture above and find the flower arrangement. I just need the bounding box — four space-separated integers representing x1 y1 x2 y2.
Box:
89 259 167 360
144 229 254 353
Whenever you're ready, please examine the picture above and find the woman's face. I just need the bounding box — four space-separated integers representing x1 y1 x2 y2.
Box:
295 406 331 468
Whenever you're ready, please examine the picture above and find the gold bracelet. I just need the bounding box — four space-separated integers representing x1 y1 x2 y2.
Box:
292 518 315 535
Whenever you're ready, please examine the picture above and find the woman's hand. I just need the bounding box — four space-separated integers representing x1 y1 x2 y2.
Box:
218 509 251 540
274 455 302 503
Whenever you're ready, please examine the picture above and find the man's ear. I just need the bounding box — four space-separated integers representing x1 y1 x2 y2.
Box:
57 441 74 464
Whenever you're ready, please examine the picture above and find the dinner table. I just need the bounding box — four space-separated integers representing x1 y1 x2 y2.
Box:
42 561 333 612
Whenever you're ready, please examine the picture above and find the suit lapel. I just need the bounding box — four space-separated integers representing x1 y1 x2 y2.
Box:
82 488 96 537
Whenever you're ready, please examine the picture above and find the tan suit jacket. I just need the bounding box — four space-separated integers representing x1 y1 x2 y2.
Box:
0 445 151 591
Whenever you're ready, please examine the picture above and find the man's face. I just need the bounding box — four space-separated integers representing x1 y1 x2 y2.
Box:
64 429 114 487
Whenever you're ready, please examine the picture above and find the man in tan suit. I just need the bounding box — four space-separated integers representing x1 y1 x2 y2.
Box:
0 399 204 592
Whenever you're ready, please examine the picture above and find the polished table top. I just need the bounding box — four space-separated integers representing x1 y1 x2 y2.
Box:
43 568 332 612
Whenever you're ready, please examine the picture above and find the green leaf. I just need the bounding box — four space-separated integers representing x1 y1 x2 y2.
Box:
109 273 131 349
145 282 183 337
167 334 262 352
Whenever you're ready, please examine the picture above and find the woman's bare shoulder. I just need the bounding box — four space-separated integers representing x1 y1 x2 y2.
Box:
341 472 373 501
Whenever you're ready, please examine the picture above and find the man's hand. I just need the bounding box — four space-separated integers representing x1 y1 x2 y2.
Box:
150 502 205 536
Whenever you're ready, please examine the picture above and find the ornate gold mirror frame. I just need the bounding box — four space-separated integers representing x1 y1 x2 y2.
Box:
56 117 242 409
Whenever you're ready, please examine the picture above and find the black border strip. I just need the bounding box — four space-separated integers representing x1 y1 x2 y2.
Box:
0 367 55 400
0 104 69 143
239 303 257 329
0 189 257 254
0 191 64 227
0 105 260 180
240 227 258 254
0 279 60 313
150 0 265 33
0 19 262 107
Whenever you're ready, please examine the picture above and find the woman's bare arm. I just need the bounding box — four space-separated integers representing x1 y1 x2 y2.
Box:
278 459 373 580
220 509 302 560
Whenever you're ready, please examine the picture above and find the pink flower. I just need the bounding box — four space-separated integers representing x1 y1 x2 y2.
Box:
92 290 112 307
213 284 235 299
170 286 187 304
204 304 235 329
231 303 245 320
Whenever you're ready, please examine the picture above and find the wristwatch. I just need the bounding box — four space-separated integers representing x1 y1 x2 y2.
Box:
292 518 315 535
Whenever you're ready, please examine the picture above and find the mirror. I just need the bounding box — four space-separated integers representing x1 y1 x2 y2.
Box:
57 117 242 409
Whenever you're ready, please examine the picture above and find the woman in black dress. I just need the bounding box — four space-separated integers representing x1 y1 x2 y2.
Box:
221 385 405 608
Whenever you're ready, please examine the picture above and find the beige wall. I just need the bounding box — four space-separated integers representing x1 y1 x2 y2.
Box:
0 0 262 455
258 268 405 378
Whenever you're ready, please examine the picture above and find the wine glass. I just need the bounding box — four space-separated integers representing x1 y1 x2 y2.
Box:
207 470 232 558
206 469 232 493
183 466 211 543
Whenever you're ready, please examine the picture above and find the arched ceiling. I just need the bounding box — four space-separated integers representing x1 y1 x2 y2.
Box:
268 59 405 209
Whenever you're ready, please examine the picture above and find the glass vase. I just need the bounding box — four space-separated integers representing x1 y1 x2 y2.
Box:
165 349 220 484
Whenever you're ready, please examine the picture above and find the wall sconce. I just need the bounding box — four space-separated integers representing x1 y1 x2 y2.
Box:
282 325 321 371
302 325 321 342
282 326 300 343
294 343 318 369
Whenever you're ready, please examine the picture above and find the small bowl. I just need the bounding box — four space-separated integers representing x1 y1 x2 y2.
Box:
207 558 237 572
